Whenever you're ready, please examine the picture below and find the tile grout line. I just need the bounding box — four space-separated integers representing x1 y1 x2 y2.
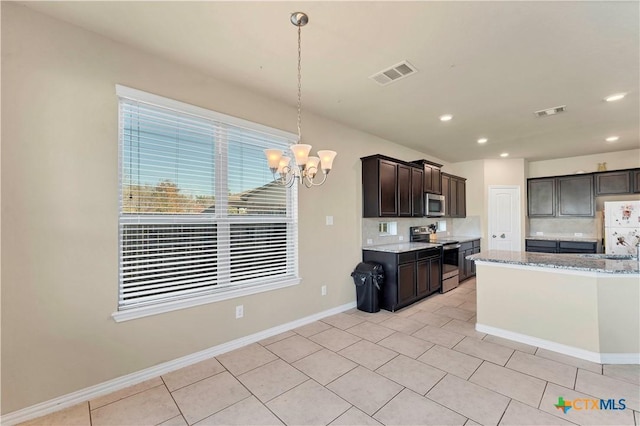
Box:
160 376 189 426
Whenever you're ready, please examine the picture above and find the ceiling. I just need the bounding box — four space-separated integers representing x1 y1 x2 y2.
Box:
20 1 640 163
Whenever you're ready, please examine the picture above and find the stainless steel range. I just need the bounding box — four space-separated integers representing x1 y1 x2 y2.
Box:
410 227 461 293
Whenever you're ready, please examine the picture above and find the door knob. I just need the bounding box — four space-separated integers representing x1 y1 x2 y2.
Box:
492 235 496 238
500 234 506 238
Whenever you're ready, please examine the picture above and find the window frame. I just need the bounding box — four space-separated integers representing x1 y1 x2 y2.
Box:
113 85 300 322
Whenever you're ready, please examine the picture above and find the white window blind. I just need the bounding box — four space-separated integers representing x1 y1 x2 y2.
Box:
118 86 298 313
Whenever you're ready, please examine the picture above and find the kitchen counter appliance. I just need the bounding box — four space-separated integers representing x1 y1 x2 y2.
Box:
410 227 460 292
425 193 446 217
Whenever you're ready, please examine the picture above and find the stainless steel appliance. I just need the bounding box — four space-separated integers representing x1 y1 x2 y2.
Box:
410 227 460 292
425 193 446 217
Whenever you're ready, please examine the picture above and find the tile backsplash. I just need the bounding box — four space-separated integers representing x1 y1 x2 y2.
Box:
528 215 603 239
362 218 452 246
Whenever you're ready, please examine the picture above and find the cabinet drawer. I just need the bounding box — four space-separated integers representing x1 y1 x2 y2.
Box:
526 239 557 249
398 252 416 264
558 241 597 253
472 239 480 248
417 249 440 260
459 242 473 251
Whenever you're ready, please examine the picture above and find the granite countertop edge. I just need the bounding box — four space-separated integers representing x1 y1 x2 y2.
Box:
468 250 639 274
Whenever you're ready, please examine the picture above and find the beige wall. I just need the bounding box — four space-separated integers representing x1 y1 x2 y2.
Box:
0 4 446 413
528 149 640 178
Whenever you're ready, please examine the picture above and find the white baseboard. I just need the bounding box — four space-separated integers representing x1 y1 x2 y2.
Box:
1 301 357 426
476 323 640 365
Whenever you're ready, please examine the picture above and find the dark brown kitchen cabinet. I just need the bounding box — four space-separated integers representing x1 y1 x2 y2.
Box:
412 159 443 194
442 173 466 218
527 174 594 218
397 164 412 216
595 171 631 195
525 239 597 254
362 247 442 311
528 178 556 217
362 155 423 217
411 167 424 217
459 239 480 282
633 170 640 193
557 175 594 217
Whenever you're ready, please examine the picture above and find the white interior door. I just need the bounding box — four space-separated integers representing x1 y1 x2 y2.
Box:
488 186 522 251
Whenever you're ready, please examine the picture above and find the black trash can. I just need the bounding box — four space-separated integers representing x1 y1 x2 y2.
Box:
350 262 385 313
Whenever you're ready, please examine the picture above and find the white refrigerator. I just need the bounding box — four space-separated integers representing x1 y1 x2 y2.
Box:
604 201 640 255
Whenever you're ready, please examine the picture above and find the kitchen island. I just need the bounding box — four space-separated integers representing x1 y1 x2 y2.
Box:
468 250 639 364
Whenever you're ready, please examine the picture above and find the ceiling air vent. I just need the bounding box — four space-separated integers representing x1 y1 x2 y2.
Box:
534 105 567 117
370 60 418 86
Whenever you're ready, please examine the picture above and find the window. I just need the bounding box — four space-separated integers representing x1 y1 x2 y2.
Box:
115 85 299 321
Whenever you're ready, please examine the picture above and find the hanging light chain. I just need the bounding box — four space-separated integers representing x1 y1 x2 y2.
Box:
296 23 303 142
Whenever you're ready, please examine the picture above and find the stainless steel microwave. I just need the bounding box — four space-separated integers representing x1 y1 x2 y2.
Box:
425 193 445 216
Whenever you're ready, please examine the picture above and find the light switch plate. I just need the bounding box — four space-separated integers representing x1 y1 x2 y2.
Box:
536 232 544 236
326 216 333 225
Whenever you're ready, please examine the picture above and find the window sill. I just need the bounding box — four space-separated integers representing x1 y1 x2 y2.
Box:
112 278 301 322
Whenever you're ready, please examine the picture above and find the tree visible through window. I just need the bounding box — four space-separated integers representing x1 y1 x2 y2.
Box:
118 86 298 313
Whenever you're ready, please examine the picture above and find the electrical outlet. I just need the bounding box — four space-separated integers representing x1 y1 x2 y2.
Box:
366 239 373 245
398 235 404 241
536 232 544 236
235 305 244 319
574 232 583 237
321 285 327 296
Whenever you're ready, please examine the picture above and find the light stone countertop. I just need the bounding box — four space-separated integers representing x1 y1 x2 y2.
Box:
362 242 442 253
468 250 639 274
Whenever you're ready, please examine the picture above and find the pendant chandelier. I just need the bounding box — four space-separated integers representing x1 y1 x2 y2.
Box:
264 12 337 188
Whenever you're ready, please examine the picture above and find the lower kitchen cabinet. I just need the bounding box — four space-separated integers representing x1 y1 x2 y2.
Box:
363 247 442 312
525 239 597 254
459 239 480 282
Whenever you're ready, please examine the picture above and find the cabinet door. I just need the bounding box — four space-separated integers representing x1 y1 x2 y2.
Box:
449 177 458 217
432 168 442 195
596 171 631 195
528 178 555 217
457 249 466 281
441 175 450 217
429 258 441 293
633 170 640 193
456 179 466 218
397 164 412 216
397 263 416 305
557 175 594 217
470 246 480 276
379 160 398 216
416 259 429 297
464 249 475 279
411 167 424 217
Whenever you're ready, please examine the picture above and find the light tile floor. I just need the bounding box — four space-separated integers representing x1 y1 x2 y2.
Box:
20 278 640 426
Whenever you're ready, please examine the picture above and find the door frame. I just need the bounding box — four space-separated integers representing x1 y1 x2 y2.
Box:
488 185 522 251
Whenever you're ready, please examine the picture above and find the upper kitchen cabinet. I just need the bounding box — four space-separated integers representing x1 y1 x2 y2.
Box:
441 172 467 218
412 159 442 194
361 155 424 217
557 175 594 217
527 178 556 217
527 174 594 218
595 170 631 195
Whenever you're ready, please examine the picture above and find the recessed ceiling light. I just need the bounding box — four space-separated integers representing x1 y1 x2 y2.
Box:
605 93 626 102
477 138 488 144
606 136 620 142
500 153 509 158
439 114 453 122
